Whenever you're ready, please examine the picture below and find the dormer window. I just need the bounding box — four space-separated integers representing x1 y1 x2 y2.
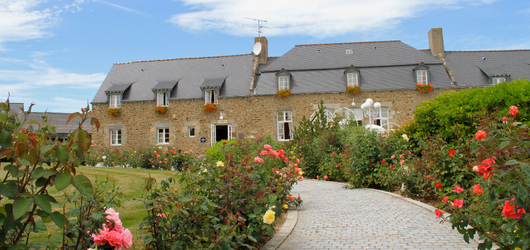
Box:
276 68 292 90
109 94 121 108
417 70 428 84
344 65 361 87
492 77 506 85
413 62 430 84
204 89 218 104
478 67 510 86
157 92 169 106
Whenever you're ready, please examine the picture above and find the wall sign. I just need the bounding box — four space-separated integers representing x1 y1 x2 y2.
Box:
200 137 206 143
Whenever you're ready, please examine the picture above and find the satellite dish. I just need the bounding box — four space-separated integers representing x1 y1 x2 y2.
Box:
253 42 262 55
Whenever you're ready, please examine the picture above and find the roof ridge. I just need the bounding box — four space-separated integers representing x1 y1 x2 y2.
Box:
114 53 253 65
446 49 530 53
295 40 401 47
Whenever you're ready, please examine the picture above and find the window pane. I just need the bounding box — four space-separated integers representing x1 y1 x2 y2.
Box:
278 111 284 122
278 76 289 90
347 73 358 87
189 127 195 137
285 111 292 121
417 70 428 84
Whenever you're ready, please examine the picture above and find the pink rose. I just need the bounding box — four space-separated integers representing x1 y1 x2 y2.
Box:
91 226 109 245
502 116 508 122
452 199 464 209
121 229 133 249
254 157 264 163
264 144 272 151
324 176 328 180
260 150 267 156
400 160 405 166
106 230 123 247
452 185 464 193
435 209 445 218
391 155 395 159
105 208 121 224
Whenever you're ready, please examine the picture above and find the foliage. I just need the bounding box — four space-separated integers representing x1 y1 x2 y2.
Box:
205 140 238 163
0 99 103 249
346 86 361 95
415 82 434 94
140 143 303 249
154 106 168 114
437 110 530 249
410 79 530 142
203 103 217 112
106 107 121 116
275 89 291 97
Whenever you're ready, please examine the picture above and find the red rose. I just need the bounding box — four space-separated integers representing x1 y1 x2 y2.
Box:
509 106 519 117
452 199 464 209
475 130 487 140
502 198 526 219
381 160 386 164
452 185 464 193
448 149 456 158
435 182 442 188
473 184 484 195
435 209 445 218
442 196 449 203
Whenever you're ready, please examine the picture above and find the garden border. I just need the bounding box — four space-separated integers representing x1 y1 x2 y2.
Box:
260 209 298 250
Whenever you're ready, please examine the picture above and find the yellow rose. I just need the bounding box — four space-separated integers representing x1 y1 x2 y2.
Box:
283 204 288 209
216 161 224 167
515 248 521 250
263 209 275 225
299 171 304 176
269 206 276 210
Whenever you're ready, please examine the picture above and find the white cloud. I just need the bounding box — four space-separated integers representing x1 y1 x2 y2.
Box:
170 0 498 38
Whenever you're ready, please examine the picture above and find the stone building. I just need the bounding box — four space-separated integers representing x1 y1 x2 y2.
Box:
90 28 530 153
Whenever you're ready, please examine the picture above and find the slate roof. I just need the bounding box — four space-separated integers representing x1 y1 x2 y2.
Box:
21 112 92 135
255 40 451 95
444 50 530 87
92 54 255 104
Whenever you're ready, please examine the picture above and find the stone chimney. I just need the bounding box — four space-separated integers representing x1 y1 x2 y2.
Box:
428 28 445 57
254 37 268 64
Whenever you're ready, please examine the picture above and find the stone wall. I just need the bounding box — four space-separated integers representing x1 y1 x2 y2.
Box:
92 88 456 154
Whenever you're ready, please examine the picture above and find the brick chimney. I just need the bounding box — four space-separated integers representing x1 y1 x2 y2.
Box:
428 28 445 57
254 37 268 64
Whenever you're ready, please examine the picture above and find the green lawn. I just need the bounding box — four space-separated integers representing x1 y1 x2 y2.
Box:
1 164 179 249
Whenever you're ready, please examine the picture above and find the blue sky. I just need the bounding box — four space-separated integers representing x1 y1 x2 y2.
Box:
1 0 529 113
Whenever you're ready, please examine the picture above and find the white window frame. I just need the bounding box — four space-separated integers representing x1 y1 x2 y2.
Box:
189 127 195 137
417 70 428 84
157 128 169 144
210 125 232 146
157 92 169 106
204 89 218 104
345 108 363 125
373 107 389 130
278 76 289 90
277 111 293 141
110 129 121 146
347 72 358 87
109 94 121 108
492 77 506 85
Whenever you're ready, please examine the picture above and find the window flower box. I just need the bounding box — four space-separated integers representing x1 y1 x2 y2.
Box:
276 89 291 98
106 107 121 116
416 82 434 94
203 102 217 112
346 85 361 95
154 105 168 114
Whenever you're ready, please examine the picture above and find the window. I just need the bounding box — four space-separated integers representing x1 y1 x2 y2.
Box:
373 107 389 130
492 77 506 85
277 111 293 141
417 70 428 84
278 76 289 90
158 128 169 144
204 89 218 104
157 92 169 106
344 108 363 126
109 94 121 108
110 130 121 145
189 127 195 137
347 73 358 87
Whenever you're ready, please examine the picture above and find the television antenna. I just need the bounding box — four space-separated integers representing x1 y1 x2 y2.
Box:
245 17 268 37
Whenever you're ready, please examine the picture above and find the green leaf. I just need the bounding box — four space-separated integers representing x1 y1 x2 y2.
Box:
50 211 68 229
13 197 33 220
34 194 53 214
520 163 530 178
497 140 510 149
36 220 47 231
39 142 56 156
46 124 56 135
505 159 519 166
31 167 46 180
253 207 262 215
519 185 529 201
268 194 277 204
43 169 58 178
78 129 91 152
221 238 230 250
35 177 47 187
55 172 72 191
73 174 94 197
28 149 38 166
0 181 18 199
0 130 12 149
247 235 257 242
4 165 18 178
56 145 68 163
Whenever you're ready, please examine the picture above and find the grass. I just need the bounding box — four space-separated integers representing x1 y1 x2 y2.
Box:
0 164 179 249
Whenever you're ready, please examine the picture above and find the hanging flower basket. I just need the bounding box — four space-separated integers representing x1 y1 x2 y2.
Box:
106 107 121 116
346 86 361 95
276 89 291 98
154 105 168 114
203 103 217 112
416 82 434 94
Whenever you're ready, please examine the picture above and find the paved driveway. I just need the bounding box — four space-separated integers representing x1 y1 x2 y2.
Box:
277 179 478 250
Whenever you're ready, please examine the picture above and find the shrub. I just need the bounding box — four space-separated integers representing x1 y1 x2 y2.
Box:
411 79 530 142
205 140 238 162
